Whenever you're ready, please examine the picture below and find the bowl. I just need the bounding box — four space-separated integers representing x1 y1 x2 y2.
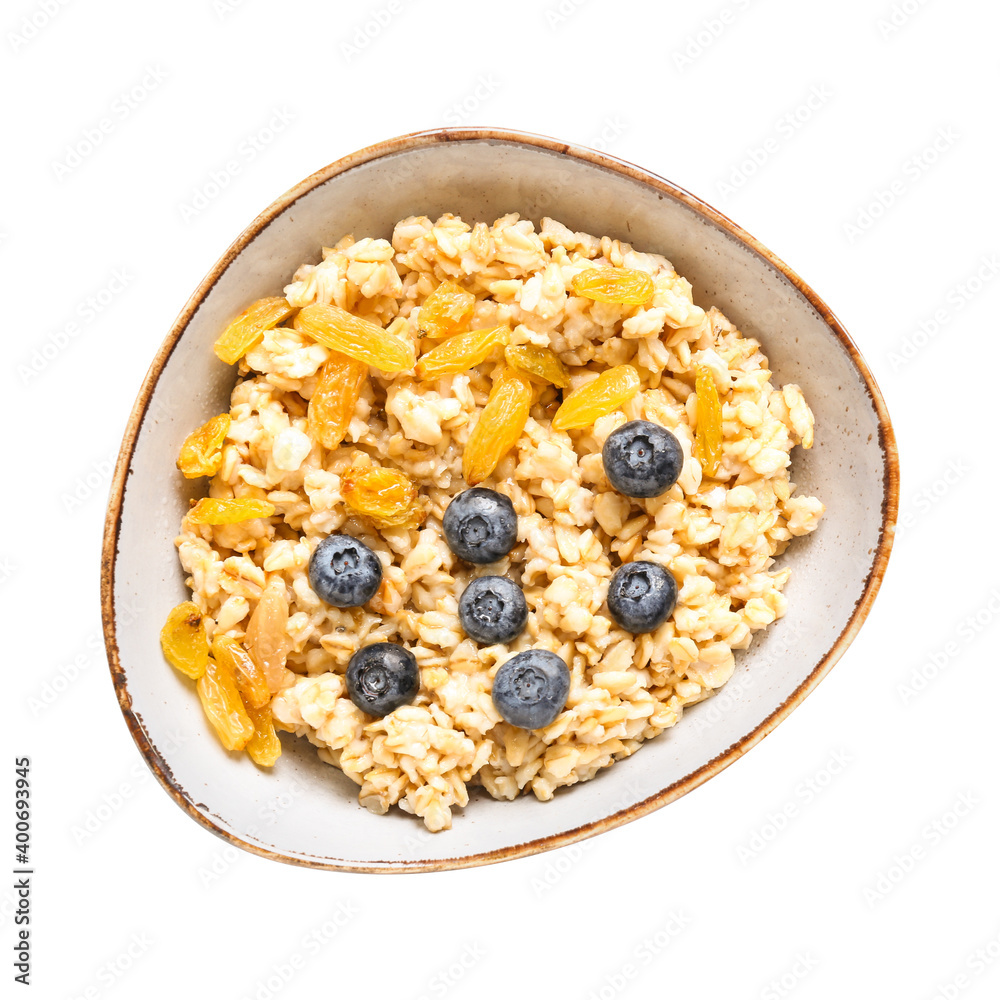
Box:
101 128 898 872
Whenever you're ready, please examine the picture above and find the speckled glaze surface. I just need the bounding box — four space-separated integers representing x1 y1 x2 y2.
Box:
101 128 898 873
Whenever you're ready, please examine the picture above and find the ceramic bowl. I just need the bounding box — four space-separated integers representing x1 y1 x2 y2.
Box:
102 128 898 872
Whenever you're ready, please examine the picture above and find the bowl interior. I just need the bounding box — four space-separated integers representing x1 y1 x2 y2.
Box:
105 133 893 871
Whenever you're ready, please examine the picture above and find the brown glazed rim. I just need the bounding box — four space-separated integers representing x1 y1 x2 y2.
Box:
101 127 899 874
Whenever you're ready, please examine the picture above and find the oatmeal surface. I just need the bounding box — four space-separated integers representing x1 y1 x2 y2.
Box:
175 213 824 831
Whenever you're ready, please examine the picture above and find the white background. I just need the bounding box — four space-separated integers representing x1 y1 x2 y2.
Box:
6 0 999 997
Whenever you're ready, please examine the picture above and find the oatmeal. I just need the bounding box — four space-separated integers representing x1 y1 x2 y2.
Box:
165 213 825 832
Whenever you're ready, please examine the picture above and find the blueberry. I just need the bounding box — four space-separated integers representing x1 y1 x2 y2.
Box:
602 420 683 498
442 487 518 563
606 561 678 633
346 642 419 717
459 576 528 645
308 534 382 607
491 650 570 730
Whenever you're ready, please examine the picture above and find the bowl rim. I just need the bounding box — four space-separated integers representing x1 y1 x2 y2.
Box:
101 126 899 873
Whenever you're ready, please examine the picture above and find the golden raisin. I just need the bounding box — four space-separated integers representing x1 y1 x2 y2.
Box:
341 464 425 529
245 700 282 766
552 365 641 431
308 352 368 449
571 267 655 306
177 414 231 479
415 325 509 379
213 297 294 365
196 656 255 752
211 635 269 709
243 582 290 693
694 365 723 478
418 280 476 339
160 601 209 679
463 367 533 486
294 303 414 373
503 344 571 388
187 497 275 525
